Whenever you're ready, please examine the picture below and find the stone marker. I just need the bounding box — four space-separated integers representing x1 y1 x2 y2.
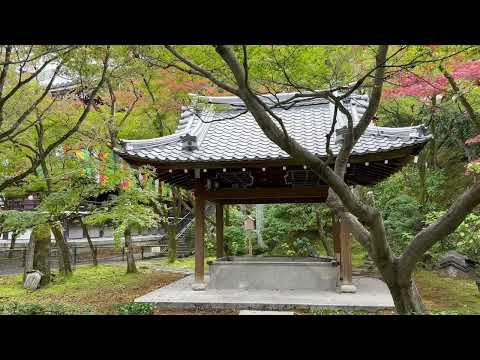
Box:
438 251 478 279
23 271 44 290
239 310 295 315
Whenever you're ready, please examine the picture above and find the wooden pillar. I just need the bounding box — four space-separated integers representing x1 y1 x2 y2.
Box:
339 220 356 293
192 180 206 290
331 214 341 263
215 202 225 258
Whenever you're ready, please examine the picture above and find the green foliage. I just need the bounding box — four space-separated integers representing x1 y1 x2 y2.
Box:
262 203 326 256
204 230 216 257
380 194 422 255
426 211 480 260
112 302 154 315
312 308 374 315
32 223 52 242
224 225 247 256
84 187 161 248
369 165 448 255
0 302 95 315
0 210 48 233
0 176 114 236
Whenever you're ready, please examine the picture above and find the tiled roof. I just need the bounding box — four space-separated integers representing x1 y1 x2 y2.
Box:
116 92 431 164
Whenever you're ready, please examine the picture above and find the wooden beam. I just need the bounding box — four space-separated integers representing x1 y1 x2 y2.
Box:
215 203 224 258
213 198 327 204
120 143 425 171
203 186 328 202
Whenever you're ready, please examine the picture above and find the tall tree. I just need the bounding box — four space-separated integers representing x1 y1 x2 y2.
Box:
0 45 111 191
84 186 161 274
145 45 480 314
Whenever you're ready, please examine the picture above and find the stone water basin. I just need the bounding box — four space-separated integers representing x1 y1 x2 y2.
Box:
207 256 339 291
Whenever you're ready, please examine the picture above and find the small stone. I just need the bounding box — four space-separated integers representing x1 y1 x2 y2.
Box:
191 282 206 291
340 284 357 293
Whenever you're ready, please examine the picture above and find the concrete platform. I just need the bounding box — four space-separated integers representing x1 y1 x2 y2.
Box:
135 274 395 312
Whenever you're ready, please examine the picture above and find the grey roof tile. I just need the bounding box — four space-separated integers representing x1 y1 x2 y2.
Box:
117 92 431 164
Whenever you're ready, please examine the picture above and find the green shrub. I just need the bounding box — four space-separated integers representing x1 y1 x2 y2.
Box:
426 211 480 261
0 302 95 315
261 203 326 256
369 166 447 256
204 231 216 257
224 225 247 255
113 302 154 315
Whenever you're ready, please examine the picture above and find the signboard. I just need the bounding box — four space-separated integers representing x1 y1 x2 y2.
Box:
244 216 255 230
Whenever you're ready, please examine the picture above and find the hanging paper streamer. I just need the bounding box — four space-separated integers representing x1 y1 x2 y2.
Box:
120 179 130 189
98 151 107 161
75 149 85 160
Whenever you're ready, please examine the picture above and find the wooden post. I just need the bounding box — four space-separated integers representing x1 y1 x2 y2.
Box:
331 214 341 263
339 221 356 293
215 202 225 258
192 180 206 290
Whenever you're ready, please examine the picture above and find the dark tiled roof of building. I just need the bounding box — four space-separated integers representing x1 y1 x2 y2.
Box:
116 92 431 164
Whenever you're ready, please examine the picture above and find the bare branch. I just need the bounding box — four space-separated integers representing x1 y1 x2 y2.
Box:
0 46 111 192
0 60 64 142
0 45 73 66
0 45 12 98
439 63 480 131
164 45 240 95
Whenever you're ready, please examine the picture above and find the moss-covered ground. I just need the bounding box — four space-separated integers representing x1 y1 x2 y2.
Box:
1 254 479 315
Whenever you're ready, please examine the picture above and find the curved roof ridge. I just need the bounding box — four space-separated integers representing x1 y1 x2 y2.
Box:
188 91 347 108
116 90 431 164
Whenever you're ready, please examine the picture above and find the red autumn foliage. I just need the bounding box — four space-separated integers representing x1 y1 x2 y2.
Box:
384 60 480 99
465 134 480 145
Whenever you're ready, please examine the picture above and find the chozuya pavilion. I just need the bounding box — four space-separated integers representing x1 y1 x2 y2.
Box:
115 92 430 294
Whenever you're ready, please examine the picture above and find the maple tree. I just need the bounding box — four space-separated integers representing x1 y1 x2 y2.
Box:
383 48 480 180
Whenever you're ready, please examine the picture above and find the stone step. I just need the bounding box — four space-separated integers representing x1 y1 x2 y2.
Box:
239 310 295 315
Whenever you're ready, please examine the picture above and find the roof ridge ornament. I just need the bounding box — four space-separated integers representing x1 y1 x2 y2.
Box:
180 133 198 151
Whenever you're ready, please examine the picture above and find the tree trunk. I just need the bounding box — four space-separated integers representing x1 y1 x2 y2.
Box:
378 259 427 315
23 232 36 283
387 278 426 315
124 227 137 273
225 205 230 226
316 209 333 257
167 223 177 263
26 224 52 286
36 120 53 194
51 222 72 276
439 64 480 132
8 230 18 258
40 156 52 194
79 218 97 266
